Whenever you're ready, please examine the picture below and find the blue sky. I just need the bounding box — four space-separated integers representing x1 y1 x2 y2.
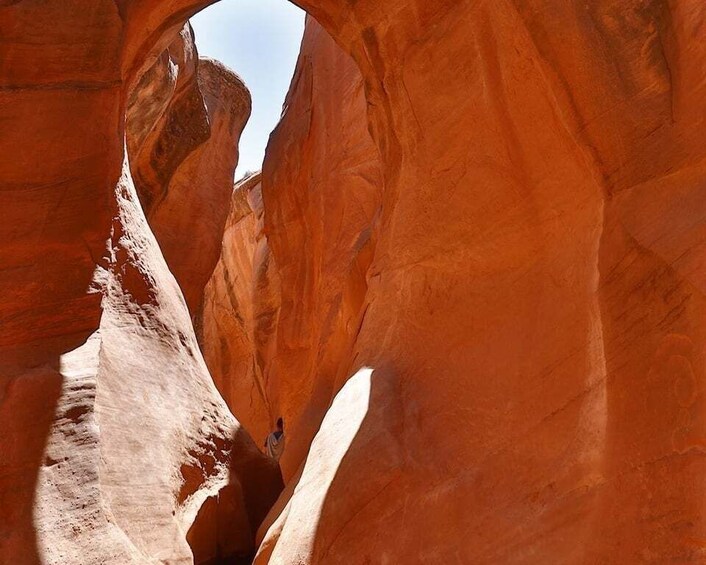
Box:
191 0 305 178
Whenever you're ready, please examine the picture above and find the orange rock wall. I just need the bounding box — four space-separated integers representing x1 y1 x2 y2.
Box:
198 173 278 445
3 0 706 564
0 7 278 564
259 19 383 472
207 5 706 564
127 25 251 315
199 20 382 457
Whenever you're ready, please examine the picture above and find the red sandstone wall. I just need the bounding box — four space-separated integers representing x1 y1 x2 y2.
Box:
198 173 279 445
259 19 383 476
199 19 382 459
219 5 706 563
3 0 706 563
127 25 252 315
0 9 278 564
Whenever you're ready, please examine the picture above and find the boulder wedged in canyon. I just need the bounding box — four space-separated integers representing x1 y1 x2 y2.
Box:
0 5 278 564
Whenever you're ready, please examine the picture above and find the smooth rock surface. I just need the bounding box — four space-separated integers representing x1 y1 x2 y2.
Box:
199 19 382 455
3 0 706 564
219 6 706 564
0 7 278 564
198 172 278 445
127 24 251 315
258 18 384 478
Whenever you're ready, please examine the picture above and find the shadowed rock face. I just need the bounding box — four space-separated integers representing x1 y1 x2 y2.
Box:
3 0 706 564
198 173 279 446
206 7 706 565
0 8 277 565
127 25 252 316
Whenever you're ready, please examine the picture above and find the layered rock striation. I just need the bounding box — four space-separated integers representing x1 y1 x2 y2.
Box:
3 1 706 564
198 172 279 445
0 10 278 565
127 25 252 316
206 6 706 564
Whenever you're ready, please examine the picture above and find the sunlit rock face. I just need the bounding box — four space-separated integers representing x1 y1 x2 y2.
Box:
199 20 382 458
198 172 280 446
3 0 706 563
0 7 278 565
257 20 384 478
38 160 279 564
127 24 252 316
215 5 706 564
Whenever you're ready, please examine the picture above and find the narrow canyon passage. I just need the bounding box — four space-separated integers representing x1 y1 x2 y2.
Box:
2 1 706 564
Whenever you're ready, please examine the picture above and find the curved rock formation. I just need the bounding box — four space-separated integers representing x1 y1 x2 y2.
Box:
3 0 706 564
127 24 252 315
213 7 706 565
258 18 383 474
198 20 382 456
0 7 277 565
198 172 280 445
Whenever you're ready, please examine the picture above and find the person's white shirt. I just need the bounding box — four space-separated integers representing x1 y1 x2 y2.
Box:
265 429 285 461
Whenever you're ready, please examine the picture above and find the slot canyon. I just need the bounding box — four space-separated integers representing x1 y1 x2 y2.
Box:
2 1 706 563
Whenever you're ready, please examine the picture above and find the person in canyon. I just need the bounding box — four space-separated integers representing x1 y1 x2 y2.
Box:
265 417 285 461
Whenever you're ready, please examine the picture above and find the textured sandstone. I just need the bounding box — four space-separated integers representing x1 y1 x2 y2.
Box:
199 19 382 455
258 19 383 477
198 173 280 445
3 0 706 564
233 8 706 564
0 8 277 565
127 25 252 315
